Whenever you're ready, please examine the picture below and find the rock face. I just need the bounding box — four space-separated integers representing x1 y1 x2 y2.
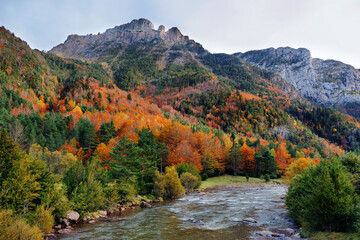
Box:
50 18 205 60
236 47 360 106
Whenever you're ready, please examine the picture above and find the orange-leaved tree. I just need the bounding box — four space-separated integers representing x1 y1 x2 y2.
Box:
240 143 256 173
275 141 291 174
167 140 202 171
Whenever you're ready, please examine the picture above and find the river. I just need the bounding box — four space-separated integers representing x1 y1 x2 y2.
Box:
59 185 299 239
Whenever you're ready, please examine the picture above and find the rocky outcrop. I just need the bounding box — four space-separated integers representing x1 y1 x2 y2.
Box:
50 18 205 59
236 47 360 106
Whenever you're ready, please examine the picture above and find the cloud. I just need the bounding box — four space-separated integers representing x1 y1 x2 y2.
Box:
0 0 359 67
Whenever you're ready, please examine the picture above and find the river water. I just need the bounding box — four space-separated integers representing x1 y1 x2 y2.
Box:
60 185 299 240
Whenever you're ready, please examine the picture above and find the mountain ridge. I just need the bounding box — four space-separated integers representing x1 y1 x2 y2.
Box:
235 47 360 107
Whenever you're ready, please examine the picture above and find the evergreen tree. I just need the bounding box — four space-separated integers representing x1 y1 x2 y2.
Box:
137 128 168 173
98 120 116 144
109 128 168 194
286 158 359 232
73 118 96 151
109 137 144 180
229 142 241 175
0 129 21 186
257 148 278 177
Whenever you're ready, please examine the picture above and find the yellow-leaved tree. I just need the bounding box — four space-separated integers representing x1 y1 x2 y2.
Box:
284 157 313 183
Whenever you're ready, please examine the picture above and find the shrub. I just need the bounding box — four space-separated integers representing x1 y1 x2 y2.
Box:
154 171 166 198
104 183 120 211
201 173 208 181
34 205 54 234
180 173 199 192
286 158 359 232
63 157 107 215
50 184 71 219
264 174 270 182
116 178 137 203
0 209 43 240
176 162 201 184
164 166 185 199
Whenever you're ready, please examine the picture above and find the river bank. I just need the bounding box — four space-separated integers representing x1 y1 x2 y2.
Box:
52 175 280 237
56 180 303 240
49 195 161 238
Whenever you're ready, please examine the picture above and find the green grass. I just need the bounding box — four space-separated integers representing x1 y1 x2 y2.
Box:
305 231 360 240
200 175 278 189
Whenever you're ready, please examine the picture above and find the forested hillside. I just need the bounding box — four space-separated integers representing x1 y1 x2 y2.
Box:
1 21 360 238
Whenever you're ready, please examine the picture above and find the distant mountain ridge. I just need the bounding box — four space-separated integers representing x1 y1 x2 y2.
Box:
235 47 360 107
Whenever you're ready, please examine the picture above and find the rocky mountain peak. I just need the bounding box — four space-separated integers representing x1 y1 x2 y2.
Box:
50 18 205 59
105 18 154 34
158 25 165 33
166 27 182 42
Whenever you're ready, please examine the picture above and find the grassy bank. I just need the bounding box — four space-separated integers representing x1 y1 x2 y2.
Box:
200 175 280 189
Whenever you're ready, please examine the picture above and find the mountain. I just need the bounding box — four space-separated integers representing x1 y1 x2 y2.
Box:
46 19 360 152
2 19 360 162
50 18 206 60
235 47 360 107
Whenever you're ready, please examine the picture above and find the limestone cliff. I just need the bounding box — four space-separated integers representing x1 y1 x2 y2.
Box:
236 47 360 106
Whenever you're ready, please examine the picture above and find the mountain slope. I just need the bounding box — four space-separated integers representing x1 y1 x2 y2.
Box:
235 47 360 108
47 19 360 152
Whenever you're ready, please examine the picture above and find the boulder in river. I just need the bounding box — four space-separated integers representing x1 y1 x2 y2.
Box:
271 232 285 237
256 231 285 238
243 217 257 223
256 231 273 237
197 220 205 225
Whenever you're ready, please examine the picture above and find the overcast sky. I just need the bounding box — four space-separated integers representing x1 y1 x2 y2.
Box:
1 0 360 68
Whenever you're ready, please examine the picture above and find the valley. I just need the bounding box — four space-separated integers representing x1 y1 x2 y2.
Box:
1 18 360 239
